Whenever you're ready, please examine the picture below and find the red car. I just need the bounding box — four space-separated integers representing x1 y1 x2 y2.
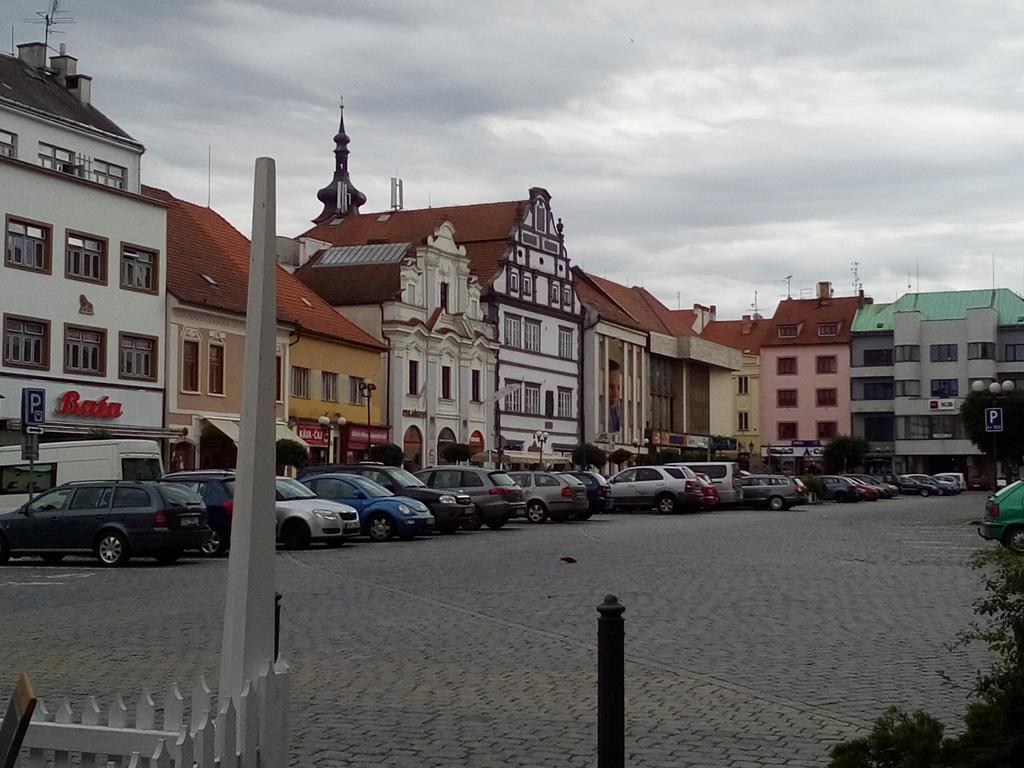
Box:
846 477 880 501
967 475 993 491
695 472 720 509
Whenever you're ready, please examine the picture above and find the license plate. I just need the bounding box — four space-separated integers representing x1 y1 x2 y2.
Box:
344 522 360 531
180 516 199 528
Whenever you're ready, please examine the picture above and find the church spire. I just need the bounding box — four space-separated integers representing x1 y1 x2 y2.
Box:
313 96 367 224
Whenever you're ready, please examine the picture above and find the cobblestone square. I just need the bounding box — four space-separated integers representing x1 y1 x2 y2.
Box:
0 494 992 766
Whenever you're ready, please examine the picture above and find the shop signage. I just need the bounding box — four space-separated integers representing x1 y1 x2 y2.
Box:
295 423 328 447
402 409 426 418
928 399 957 412
791 440 820 447
345 425 391 449
54 391 123 419
711 436 737 451
684 434 708 449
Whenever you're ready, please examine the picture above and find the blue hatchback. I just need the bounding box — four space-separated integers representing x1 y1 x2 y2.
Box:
301 473 434 542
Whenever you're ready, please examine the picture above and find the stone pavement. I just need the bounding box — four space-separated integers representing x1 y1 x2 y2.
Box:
0 493 992 766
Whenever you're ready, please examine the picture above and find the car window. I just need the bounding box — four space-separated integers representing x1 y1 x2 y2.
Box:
276 478 317 500
69 486 112 510
461 472 485 488
363 470 395 491
122 458 162 481
159 484 202 506
575 474 596 487
387 468 426 487
739 477 757 487
0 463 57 495
310 478 354 498
688 464 726 479
993 480 1022 499
26 487 73 513
663 467 686 480
433 470 463 489
488 472 517 487
636 468 661 482
112 487 151 508
509 473 531 487
613 469 637 483
771 478 787 486
356 478 393 497
559 474 584 486
536 474 559 487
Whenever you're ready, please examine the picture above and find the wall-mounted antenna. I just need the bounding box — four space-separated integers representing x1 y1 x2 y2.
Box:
390 177 404 211
24 0 74 53
783 275 793 299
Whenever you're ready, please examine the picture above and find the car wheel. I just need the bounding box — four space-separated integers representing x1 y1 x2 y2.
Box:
485 520 506 530
526 501 548 523
281 520 312 550
833 492 847 503
40 553 66 564
920 488 931 497
95 531 130 567
1003 527 1024 553
200 526 228 557
367 512 395 542
0 536 9 564
461 507 484 531
154 550 182 565
768 495 785 511
655 494 677 514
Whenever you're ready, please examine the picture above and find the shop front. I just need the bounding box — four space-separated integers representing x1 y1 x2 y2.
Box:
294 421 330 465
339 423 391 463
761 442 824 475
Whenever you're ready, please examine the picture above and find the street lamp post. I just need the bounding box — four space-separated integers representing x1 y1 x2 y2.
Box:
534 430 549 469
360 380 377 455
971 379 1015 488
317 415 331 464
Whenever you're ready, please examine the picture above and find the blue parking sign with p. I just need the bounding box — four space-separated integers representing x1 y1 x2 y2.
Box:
985 407 1004 433
21 388 45 427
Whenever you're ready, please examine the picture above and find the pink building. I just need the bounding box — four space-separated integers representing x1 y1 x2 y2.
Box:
760 283 869 474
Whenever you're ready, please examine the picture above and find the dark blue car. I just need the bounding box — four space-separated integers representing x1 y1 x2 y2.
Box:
301 473 434 542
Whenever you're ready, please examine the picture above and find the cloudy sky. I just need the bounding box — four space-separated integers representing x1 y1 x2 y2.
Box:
8 0 1024 317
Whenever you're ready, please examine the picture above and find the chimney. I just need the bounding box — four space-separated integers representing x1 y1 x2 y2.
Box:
16 42 47 71
816 281 832 300
741 315 752 335
709 304 717 319
66 74 92 105
49 47 77 87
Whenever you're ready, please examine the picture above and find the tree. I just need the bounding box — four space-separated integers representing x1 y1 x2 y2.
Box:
368 442 404 467
822 435 869 473
609 448 633 466
961 388 1024 463
275 438 308 470
572 443 607 468
441 442 474 464
652 449 682 465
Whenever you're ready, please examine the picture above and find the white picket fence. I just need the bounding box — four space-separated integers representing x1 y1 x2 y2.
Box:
6 660 289 768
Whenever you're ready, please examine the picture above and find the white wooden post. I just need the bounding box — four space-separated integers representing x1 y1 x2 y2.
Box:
219 157 279 706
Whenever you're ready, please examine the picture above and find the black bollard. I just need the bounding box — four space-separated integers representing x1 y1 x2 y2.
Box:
274 592 282 661
597 594 625 768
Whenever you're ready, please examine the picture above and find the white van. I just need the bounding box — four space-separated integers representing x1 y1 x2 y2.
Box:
0 439 164 513
673 461 744 504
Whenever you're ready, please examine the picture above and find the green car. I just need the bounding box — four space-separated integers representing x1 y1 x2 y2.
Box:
979 481 1024 552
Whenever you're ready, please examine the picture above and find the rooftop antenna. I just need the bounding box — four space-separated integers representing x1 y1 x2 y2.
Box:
751 290 759 316
850 260 862 294
907 272 912 291
390 177 404 211
783 274 793 298
991 252 996 290
25 0 74 54
676 291 681 310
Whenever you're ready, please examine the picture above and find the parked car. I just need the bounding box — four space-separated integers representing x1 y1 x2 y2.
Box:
607 465 702 514
299 463 472 533
738 474 807 510
968 475 994 491
161 471 360 552
903 473 955 496
415 466 525 529
0 480 209 567
672 462 744 504
819 475 864 502
845 477 880 501
300 473 433 541
896 474 943 497
932 472 966 492
978 480 1024 552
694 472 720 509
506 471 588 523
848 475 899 498
928 474 962 495
563 470 613 515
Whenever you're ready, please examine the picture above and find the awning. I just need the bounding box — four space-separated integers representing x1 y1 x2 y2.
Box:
473 449 570 466
202 419 308 449
276 422 309 448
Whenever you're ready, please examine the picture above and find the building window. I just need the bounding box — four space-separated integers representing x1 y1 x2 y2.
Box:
64 325 105 375
777 422 798 440
861 382 894 400
504 381 522 412
558 387 572 418
817 421 838 440
558 326 573 359
38 142 75 172
738 411 750 431
562 286 572 306
292 366 310 398
777 357 797 375
777 389 798 407
504 315 522 348
439 282 449 312
209 344 225 395
522 274 533 296
182 340 200 392
930 378 959 398
545 390 555 417
2 314 49 369
524 383 541 414
0 130 15 158
863 348 893 366
66 232 106 283
894 345 920 362
5 218 51 272
817 322 839 337
816 388 837 406
92 159 127 189
550 282 560 304
929 344 958 363
509 270 519 292
408 360 419 396
441 365 452 400
322 371 338 402
121 245 158 292
276 357 282 401
1005 344 1024 362
737 376 749 395
524 319 541 352
777 324 798 338
895 379 921 397
119 334 156 381
816 355 837 374
349 376 365 405
967 342 996 360
468 369 481 402
864 415 894 442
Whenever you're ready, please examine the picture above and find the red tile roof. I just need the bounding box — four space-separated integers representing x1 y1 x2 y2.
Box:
294 259 405 306
572 269 646 331
146 186 385 351
301 201 527 288
760 296 864 347
699 317 771 354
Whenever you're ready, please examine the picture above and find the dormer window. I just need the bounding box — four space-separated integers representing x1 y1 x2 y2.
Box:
777 324 798 338
562 286 571 306
38 142 78 175
509 270 520 292
550 282 560 304
535 200 547 233
817 322 839 337
523 274 533 296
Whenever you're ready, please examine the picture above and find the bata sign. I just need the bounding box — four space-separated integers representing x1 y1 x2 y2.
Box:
55 390 124 419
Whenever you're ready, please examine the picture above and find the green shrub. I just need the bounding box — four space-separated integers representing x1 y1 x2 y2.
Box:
572 443 608 468
275 438 308 469
800 475 825 498
368 442 404 467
